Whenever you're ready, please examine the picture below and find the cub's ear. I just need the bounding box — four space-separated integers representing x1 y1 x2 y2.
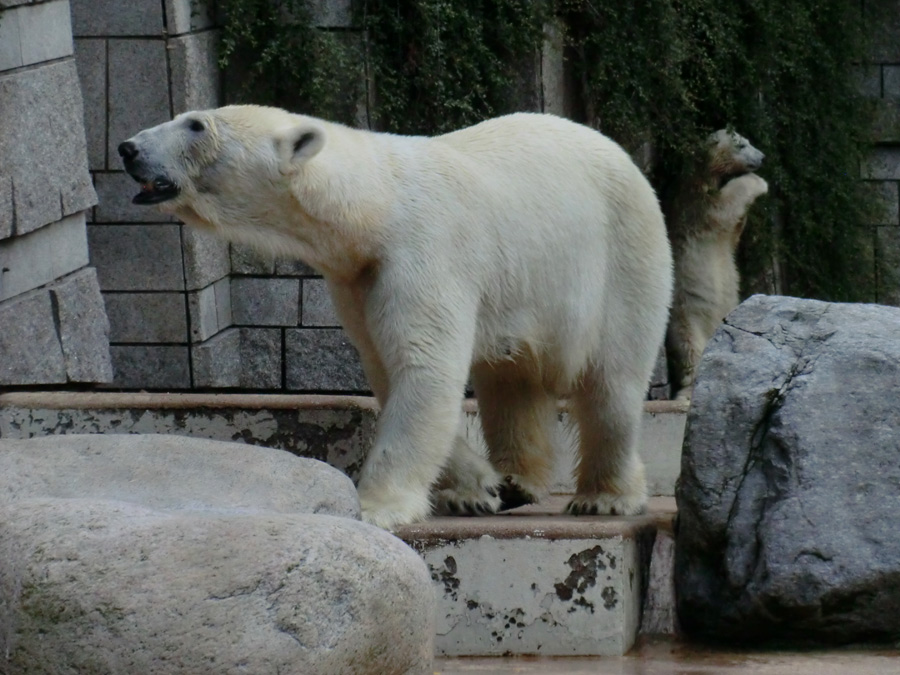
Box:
274 122 326 174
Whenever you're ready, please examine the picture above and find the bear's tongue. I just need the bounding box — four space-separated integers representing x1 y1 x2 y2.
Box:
141 182 155 193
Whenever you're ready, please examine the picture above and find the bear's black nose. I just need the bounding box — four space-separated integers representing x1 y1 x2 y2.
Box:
118 141 139 162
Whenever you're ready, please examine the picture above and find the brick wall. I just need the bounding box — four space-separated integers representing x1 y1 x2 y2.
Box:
864 1 900 304
0 0 112 385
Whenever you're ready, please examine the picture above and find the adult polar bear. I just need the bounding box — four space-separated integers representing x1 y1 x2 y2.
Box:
120 106 673 529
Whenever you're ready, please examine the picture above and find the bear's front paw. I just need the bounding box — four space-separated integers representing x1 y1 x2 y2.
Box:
432 483 503 517
497 474 542 511
565 492 647 517
359 491 431 530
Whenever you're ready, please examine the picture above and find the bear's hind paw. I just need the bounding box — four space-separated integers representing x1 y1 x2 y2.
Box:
565 492 647 517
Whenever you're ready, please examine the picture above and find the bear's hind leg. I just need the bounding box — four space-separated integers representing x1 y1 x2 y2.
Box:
567 366 647 516
471 361 557 510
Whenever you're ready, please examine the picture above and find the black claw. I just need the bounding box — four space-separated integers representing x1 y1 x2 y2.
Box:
486 485 499 498
589 504 599 516
447 501 460 515
610 507 619 516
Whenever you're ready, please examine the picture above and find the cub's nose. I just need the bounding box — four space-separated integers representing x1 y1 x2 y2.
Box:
118 141 139 162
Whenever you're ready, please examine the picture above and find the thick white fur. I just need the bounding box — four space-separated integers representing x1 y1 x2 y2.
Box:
123 106 673 529
667 130 768 400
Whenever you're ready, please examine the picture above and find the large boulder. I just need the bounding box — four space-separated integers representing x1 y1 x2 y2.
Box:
0 435 435 674
675 295 900 644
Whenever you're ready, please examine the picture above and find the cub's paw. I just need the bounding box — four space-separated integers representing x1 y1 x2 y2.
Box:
432 483 502 517
497 474 542 512
566 492 647 517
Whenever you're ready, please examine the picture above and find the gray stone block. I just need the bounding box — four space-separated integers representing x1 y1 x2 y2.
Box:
94 172 174 223
182 226 229 290
0 212 90 302
240 328 283 389
864 181 900 225
88 224 185 291
231 277 300 326
109 344 190 389
107 39 170 168
18 0 73 65
301 277 340 327
0 5 23 72
169 30 220 114
0 60 97 235
165 0 215 35
877 226 900 306
885 65 900 98
231 243 275 275
105 291 188 343
0 288 67 385
541 19 572 118
285 328 367 391
0 175 11 239
191 327 240 387
74 38 107 170
214 276 232 328
275 257 317 276
854 64 882 98
50 268 114 383
862 147 900 180
70 0 164 36
188 284 218 342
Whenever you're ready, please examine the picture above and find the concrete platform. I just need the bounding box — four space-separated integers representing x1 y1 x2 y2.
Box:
396 497 676 658
435 637 900 673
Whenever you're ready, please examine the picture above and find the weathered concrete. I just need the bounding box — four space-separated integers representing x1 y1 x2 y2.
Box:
676 295 900 645
397 496 667 657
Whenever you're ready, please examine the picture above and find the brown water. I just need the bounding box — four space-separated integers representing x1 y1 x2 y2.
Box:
435 637 900 674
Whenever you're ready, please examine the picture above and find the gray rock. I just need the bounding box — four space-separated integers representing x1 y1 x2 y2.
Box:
302 277 341 327
105 291 188 343
0 436 434 673
70 0 165 36
182 225 230 291
74 37 107 170
169 30 221 114
675 294 900 644
240 328 284 389
191 327 241 387
0 434 359 518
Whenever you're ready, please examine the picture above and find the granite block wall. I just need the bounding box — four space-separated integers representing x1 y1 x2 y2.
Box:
0 0 112 386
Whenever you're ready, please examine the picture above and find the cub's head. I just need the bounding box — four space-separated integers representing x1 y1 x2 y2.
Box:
118 105 328 230
706 129 765 185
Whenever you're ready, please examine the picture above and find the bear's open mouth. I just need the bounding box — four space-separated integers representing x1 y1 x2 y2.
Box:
131 177 180 205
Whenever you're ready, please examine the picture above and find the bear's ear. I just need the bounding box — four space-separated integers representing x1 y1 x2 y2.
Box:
274 123 326 174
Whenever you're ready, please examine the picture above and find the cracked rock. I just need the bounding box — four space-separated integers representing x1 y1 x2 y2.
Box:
675 295 900 645
0 435 434 674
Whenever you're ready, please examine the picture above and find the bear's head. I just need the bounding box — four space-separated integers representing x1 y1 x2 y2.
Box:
117 105 379 271
706 129 765 187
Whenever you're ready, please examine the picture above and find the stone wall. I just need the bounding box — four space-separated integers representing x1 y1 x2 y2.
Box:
864 1 900 304
0 0 112 385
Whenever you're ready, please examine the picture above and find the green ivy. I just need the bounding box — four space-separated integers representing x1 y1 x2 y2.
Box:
216 0 885 302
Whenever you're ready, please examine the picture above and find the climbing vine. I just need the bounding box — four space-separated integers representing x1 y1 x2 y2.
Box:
216 0 885 302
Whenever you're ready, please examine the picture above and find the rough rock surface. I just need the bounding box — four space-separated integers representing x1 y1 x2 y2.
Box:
675 295 900 644
0 435 435 674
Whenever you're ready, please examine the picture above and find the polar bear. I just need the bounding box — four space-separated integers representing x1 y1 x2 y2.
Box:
119 106 673 529
666 129 768 400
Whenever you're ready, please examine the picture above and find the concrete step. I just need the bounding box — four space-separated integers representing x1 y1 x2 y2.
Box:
0 393 688 497
396 496 676 658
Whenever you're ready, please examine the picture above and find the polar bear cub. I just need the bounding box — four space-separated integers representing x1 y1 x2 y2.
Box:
119 106 673 529
666 129 768 400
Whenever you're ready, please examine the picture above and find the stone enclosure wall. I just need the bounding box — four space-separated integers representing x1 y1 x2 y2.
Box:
1 0 899 391
0 0 111 386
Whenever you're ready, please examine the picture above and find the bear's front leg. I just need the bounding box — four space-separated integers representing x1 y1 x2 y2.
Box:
355 271 477 530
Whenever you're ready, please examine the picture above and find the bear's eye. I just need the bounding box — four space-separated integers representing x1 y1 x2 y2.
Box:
189 120 205 133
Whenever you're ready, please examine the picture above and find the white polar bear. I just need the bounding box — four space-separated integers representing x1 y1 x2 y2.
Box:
119 106 673 529
666 129 769 400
